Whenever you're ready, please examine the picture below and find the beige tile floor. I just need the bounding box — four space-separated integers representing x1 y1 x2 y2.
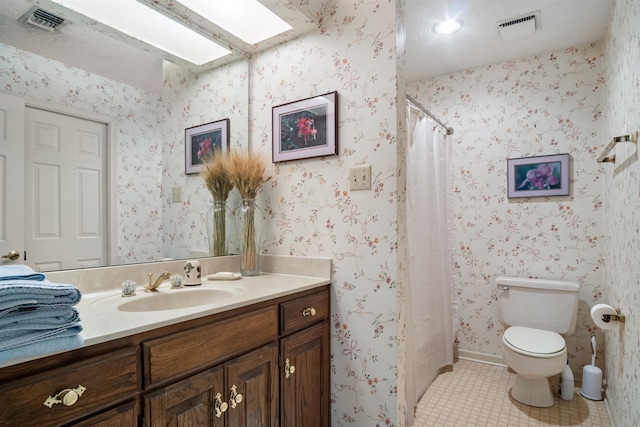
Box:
414 359 611 427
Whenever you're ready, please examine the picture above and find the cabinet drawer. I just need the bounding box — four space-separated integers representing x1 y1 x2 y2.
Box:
0 346 138 427
280 290 329 334
143 305 278 386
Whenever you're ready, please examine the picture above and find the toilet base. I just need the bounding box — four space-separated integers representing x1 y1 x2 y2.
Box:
511 374 555 407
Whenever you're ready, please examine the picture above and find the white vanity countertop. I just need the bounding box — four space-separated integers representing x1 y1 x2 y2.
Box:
0 255 332 369
77 273 330 346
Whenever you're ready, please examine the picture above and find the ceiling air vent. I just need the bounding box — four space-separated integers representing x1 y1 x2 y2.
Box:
496 11 540 41
19 7 68 32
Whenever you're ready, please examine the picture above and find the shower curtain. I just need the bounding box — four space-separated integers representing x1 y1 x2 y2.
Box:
405 101 455 424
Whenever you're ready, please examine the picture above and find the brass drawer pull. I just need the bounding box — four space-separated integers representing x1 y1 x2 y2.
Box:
285 358 296 379
229 385 243 409
214 392 228 418
43 385 86 408
302 307 317 317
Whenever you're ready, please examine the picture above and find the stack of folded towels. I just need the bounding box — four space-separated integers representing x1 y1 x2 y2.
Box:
0 265 83 364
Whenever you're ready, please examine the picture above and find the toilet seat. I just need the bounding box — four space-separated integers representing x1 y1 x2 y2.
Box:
503 326 566 358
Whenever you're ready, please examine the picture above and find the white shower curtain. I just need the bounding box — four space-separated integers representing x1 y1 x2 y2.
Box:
405 101 455 424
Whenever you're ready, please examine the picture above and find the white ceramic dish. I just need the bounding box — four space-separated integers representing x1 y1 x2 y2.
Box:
206 272 242 281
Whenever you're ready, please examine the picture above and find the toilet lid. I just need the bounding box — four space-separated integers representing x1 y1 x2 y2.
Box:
504 326 565 356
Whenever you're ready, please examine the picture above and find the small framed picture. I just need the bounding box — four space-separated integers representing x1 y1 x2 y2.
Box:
507 153 570 198
272 91 338 163
185 119 230 175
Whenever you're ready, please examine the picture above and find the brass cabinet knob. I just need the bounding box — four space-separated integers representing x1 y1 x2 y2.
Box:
214 392 228 418
285 358 296 379
302 307 316 316
43 385 86 408
230 385 243 409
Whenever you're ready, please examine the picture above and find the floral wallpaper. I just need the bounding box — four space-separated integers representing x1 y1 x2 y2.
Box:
409 41 606 380
160 60 249 260
602 0 640 425
0 43 248 265
7 1 639 425
249 0 401 425
0 43 165 264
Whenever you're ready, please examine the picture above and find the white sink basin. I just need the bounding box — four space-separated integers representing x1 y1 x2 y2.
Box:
117 288 234 312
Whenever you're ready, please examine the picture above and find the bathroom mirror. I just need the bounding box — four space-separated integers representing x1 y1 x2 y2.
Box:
0 0 249 270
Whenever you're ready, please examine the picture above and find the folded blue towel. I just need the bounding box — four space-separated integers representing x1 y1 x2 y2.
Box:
0 265 45 281
0 279 82 309
0 325 82 351
0 305 80 332
0 298 38 314
0 333 83 365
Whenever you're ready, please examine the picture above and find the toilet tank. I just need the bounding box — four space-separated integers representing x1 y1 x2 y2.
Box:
496 276 580 334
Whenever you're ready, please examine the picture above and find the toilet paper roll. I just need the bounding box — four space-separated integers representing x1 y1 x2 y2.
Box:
591 303 618 330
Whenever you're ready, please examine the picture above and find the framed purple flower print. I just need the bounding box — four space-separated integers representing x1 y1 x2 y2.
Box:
507 154 570 198
185 119 230 175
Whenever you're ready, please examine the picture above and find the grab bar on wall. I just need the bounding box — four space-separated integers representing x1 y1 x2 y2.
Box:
597 132 638 163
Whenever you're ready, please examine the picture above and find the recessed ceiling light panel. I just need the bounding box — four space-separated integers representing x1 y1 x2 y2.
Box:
434 19 462 35
177 0 292 45
51 0 231 65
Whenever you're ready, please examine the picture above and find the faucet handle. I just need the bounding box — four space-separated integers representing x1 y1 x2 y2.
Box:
144 273 156 292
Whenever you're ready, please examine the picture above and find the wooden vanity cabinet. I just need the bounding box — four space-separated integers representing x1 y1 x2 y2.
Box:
0 285 329 427
0 346 139 427
144 343 279 427
279 290 330 427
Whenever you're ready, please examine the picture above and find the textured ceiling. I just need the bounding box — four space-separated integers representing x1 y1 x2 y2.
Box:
0 0 320 93
404 0 614 82
1 1 615 92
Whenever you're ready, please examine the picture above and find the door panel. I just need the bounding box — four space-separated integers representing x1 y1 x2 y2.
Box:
0 93 25 265
226 343 279 427
280 322 330 427
24 107 107 271
145 367 223 427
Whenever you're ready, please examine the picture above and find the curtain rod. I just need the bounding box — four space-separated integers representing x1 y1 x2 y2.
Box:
405 94 454 135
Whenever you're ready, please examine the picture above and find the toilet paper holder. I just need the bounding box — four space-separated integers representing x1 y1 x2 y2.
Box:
601 308 626 324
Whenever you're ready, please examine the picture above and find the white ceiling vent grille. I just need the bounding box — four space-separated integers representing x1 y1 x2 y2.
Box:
497 11 540 41
19 7 68 32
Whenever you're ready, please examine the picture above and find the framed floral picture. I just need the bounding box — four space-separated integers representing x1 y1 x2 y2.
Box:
507 153 570 198
272 91 338 163
185 119 230 175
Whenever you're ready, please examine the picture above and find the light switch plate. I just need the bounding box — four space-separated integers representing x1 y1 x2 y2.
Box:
171 186 183 203
349 165 371 191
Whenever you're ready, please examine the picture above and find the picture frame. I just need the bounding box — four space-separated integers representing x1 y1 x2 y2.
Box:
507 153 570 198
272 91 338 163
185 119 230 175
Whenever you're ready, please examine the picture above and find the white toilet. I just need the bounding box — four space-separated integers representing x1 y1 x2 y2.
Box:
496 276 580 407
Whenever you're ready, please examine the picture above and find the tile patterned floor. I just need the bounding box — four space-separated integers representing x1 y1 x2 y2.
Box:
414 359 611 427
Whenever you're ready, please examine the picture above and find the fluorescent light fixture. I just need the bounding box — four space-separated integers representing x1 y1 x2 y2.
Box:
51 0 231 65
434 19 462 35
176 0 292 45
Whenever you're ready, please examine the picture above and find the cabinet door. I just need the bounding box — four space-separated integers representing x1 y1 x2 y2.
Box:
280 322 330 427
71 400 138 427
225 342 279 427
145 366 224 427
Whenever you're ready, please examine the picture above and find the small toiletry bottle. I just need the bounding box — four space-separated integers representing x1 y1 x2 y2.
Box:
559 359 574 400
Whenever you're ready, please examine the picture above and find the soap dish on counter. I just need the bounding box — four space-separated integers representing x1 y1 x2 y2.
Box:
206 272 242 281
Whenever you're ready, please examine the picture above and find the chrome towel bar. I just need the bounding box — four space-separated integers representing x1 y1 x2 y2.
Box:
597 132 638 163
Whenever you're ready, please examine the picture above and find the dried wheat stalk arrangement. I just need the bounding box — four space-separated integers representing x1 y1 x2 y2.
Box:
201 151 234 256
224 151 270 273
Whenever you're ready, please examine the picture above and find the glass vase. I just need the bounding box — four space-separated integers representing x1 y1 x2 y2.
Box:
238 199 262 276
206 200 228 257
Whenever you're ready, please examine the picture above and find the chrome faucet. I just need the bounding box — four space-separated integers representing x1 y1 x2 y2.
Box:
144 271 171 292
